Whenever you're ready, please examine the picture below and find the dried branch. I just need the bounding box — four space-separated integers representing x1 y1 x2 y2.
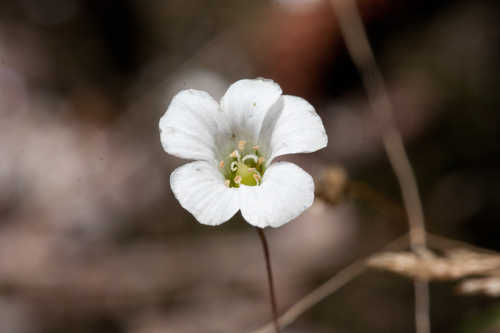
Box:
368 248 500 280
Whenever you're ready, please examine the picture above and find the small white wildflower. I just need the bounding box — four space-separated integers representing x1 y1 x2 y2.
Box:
159 78 328 228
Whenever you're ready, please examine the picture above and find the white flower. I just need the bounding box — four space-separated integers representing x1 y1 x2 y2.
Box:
159 78 328 228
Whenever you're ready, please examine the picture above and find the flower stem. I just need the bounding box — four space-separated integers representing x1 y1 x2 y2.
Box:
256 227 281 333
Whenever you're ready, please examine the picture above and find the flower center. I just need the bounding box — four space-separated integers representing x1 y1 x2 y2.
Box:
220 140 265 188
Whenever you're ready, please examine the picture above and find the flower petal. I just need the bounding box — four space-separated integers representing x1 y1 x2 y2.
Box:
220 78 282 144
159 89 230 161
239 162 314 228
261 95 327 163
170 161 239 226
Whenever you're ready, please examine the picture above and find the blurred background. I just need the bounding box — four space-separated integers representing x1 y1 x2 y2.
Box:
0 0 499 332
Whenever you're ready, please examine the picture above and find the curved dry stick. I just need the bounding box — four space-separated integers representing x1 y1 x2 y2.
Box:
329 0 427 253
329 1 430 332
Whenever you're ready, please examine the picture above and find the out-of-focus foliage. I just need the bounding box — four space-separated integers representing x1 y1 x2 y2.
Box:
0 0 500 332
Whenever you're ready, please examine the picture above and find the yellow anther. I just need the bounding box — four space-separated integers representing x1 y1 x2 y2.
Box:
253 173 261 185
248 167 256 172
230 150 240 159
224 179 230 187
252 145 259 150
219 160 224 168
238 140 247 151
257 157 265 166
234 175 242 184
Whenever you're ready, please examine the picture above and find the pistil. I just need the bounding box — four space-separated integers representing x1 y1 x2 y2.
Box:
222 142 266 187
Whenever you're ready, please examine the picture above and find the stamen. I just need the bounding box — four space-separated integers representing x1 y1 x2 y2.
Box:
230 150 240 160
230 161 238 172
224 179 230 187
252 168 262 178
253 173 261 185
234 175 242 185
257 156 265 166
252 145 259 151
247 167 256 172
219 160 224 168
242 154 258 164
238 140 247 151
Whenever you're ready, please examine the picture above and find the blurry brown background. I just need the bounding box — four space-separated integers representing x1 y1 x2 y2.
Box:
0 0 499 332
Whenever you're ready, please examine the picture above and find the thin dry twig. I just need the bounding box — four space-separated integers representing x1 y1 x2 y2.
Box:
329 1 430 332
329 0 427 252
429 236 500 298
413 279 430 333
247 234 409 333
